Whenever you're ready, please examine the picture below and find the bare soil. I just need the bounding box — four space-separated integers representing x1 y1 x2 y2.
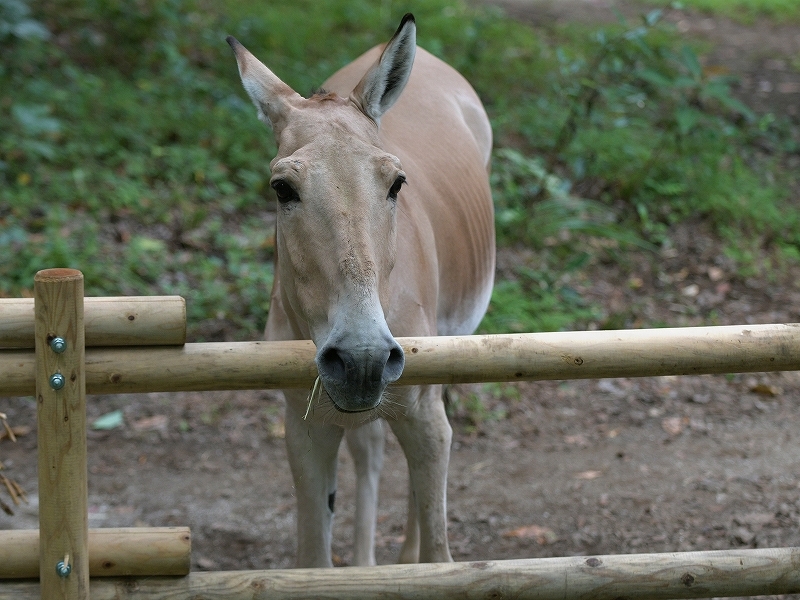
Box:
3 2 800 597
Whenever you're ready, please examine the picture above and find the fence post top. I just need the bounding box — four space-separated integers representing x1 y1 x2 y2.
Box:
34 269 83 282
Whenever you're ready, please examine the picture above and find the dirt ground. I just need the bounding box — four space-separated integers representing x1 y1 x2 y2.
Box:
3 1 800 597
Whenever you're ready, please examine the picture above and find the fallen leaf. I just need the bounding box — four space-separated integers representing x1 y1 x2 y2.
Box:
132 414 169 432
92 410 124 430
750 383 781 397
502 524 558 545
661 416 688 436
564 434 588 446
196 557 217 571
681 284 700 298
575 470 603 480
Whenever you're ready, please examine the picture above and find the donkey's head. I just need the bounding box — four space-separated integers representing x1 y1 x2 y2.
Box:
228 15 417 414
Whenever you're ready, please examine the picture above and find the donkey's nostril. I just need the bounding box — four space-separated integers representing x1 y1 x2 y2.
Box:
384 344 405 383
319 346 347 383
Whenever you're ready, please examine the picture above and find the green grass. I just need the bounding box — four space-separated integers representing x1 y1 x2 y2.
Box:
1 0 798 339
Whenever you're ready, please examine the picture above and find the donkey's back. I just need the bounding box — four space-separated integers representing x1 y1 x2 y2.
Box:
326 46 495 338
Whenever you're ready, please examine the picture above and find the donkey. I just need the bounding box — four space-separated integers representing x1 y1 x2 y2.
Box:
228 13 495 567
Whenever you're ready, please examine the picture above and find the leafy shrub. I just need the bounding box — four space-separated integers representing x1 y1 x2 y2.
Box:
1 0 797 340
0 0 49 43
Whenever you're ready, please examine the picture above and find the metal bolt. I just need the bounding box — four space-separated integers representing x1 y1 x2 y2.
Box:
56 561 71 577
49 373 65 390
50 337 67 353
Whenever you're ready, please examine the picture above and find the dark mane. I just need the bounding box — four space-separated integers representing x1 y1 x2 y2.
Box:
308 87 342 102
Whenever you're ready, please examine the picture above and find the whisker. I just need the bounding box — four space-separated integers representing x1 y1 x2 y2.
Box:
380 391 408 418
377 405 396 421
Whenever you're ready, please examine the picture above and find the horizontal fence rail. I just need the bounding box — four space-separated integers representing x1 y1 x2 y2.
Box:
1 323 799 396
0 528 191 579
0 296 186 349
2 547 800 600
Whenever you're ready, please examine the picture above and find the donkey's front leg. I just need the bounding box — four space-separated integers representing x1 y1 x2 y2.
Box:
345 420 385 566
390 384 453 563
284 390 344 568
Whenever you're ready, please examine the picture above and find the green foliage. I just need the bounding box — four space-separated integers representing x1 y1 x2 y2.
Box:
481 9 797 332
1 0 274 340
0 0 49 43
445 383 518 434
514 10 797 254
492 148 650 249
480 263 602 334
1 0 797 340
641 0 800 22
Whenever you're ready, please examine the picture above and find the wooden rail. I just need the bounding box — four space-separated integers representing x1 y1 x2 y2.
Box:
2 324 799 396
0 296 186 349
0 528 191 578
2 547 799 600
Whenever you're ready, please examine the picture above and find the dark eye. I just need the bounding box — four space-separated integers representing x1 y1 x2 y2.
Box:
388 174 405 201
271 180 298 203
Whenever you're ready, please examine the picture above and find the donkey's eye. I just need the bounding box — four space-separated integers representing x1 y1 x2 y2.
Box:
388 175 406 201
271 180 298 203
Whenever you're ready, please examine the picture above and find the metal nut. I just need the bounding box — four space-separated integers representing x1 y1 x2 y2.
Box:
50 337 67 353
56 561 71 577
49 373 66 390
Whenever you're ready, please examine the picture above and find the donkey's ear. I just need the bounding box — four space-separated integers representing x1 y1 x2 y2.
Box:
351 13 416 125
227 36 302 135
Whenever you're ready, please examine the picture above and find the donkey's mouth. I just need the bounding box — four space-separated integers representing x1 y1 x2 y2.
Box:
304 376 385 426
328 394 391 429
330 400 378 414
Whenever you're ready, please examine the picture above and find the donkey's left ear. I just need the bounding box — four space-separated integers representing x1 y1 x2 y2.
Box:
351 13 416 125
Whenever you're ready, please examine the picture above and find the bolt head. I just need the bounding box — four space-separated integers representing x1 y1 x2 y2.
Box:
50 337 67 353
56 561 71 577
49 373 66 390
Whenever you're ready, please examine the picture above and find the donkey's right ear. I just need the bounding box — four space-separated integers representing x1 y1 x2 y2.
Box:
226 36 301 134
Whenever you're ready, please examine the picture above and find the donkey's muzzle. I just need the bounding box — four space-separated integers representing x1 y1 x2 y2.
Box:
316 336 405 412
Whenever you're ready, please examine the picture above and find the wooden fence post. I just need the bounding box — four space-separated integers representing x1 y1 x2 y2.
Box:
35 269 89 600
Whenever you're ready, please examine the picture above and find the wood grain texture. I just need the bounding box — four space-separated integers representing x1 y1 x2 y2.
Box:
0 528 190 578
0 296 186 349
2 547 800 599
2 324 800 396
34 268 89 599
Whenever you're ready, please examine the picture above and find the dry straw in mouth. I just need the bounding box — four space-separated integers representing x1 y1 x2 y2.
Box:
303 376 322 420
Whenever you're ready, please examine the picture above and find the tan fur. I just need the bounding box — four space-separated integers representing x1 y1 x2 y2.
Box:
229 17 494 568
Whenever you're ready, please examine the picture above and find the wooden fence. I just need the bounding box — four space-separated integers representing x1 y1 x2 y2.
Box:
1 268 799 599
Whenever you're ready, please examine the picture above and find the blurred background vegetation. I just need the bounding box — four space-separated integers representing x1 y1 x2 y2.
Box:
1 0 799 339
